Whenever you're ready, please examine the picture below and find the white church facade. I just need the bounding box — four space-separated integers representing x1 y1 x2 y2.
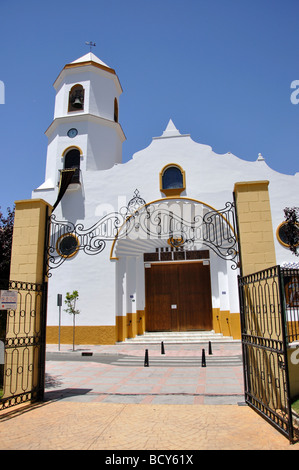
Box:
30 52 299 345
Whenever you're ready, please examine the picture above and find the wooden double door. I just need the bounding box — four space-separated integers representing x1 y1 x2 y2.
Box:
145 262 213 331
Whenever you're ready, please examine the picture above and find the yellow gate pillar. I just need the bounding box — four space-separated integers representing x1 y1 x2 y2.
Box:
6 199 52 403
10 199 52 283
234 181 276 276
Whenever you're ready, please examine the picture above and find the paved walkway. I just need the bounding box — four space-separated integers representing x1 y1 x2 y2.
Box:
44 341 244 405
0 341 299 450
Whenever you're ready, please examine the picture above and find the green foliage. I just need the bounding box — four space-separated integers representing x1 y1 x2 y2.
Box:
64 291 80 351
291 397 299 415
64 290 80 316
283 207 299 256
0 206 15 280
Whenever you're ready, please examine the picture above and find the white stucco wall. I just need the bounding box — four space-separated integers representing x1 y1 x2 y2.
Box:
33 123 299 328
31 54 299 331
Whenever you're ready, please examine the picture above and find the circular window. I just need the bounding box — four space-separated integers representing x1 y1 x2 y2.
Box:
56 234 80 258
277 222 299 248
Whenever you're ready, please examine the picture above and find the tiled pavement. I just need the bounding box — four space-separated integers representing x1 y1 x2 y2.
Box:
44 342 244 405
1 341 299 450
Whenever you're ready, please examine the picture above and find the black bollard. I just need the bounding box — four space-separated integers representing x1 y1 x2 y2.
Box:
144 349 149 367
208 341 212 355
201 348 206 367
161 341 165 355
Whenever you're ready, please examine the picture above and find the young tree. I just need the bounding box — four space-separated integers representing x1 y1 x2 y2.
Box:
0 206 15 280
64 290 80 351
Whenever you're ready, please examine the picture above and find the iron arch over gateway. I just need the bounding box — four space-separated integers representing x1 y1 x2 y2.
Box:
109 193 240 339
47 192 239 275
109 195 239 269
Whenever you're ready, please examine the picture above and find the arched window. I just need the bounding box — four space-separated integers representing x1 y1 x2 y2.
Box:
114 98 119 122
64 148 81 183
68 84 84 112
160 164 186 196
162 166 183 189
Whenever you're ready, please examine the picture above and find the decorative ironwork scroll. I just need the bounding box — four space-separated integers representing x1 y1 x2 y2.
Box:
116 199 238 267
46 190 239 276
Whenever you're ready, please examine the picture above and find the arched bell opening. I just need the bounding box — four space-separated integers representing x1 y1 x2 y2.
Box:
68 84 84 112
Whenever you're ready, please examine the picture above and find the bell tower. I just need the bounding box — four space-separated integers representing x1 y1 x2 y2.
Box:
40 52 125 192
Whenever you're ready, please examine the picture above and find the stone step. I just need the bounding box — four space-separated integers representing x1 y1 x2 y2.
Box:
121 330 237 344
112 355 243 367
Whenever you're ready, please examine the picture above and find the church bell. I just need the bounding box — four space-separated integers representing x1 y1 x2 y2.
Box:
72 97 83 108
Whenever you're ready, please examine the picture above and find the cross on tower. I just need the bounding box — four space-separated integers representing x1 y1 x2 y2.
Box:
85 41 96 52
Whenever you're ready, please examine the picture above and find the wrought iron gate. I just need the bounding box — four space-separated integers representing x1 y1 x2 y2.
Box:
0 279 47 410
238 266 295 442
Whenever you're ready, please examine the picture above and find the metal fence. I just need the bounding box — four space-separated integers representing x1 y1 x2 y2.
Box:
0 280 47 411
281 267 299 344
238 266 295 442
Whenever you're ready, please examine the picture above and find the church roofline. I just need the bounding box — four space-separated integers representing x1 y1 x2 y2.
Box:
53 53 122 93
64 59 116 76
153 119 190 140
70 52 111 68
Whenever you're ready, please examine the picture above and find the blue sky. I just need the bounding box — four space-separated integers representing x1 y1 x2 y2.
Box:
0 0 298 215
